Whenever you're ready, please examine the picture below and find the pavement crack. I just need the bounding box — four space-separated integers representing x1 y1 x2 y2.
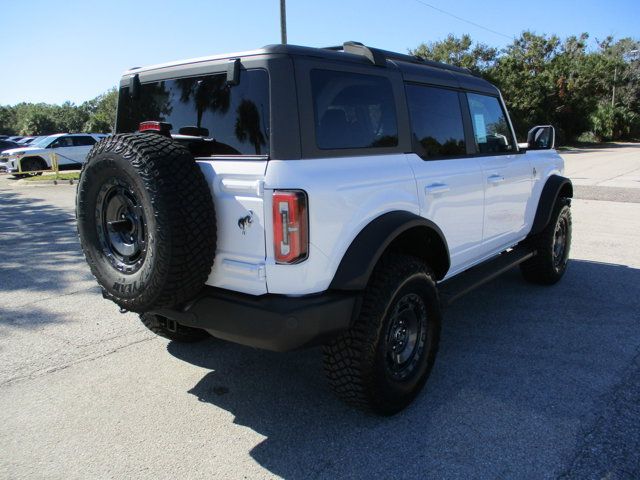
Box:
0 336 154 388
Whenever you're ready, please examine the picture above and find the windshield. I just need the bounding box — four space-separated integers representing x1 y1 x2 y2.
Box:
30 135 57 148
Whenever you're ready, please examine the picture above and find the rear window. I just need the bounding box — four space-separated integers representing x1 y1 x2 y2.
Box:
406 84 466 159
117 69 270 156
311 69 398 150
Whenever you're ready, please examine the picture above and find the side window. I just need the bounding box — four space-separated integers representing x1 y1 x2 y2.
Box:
73 136 97 146
311 69 398 150
405 84 466 159
52 137 73 148
467 93 515 154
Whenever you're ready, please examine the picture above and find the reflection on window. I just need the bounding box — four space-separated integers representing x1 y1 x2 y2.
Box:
311 69 398 150
467 93 514 154
117 69 270 156
406 84 466 159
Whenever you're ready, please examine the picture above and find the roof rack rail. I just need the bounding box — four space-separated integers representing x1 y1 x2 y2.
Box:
324 41 473 75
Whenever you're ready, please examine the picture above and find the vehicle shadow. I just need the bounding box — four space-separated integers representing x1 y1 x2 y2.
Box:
0 188 93 327
167 259 640 479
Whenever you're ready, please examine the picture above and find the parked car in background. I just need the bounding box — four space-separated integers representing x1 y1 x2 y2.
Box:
6 136 25 142
16 136 36 145
0 140 21 171
0 139 20 152
1 133 102 176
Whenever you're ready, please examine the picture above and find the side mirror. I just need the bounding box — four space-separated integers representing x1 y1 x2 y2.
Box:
526 125 555 150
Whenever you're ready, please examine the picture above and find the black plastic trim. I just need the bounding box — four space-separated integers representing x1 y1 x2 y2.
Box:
330 211 450 290
151 287 357 352
529 175 573 236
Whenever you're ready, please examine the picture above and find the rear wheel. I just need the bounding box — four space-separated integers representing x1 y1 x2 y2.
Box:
520 198 572 285
323 253 441 415
140 313 209 342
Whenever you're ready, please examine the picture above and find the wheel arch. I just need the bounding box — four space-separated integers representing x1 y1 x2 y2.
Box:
529 174 573 237
329 211 450 291
20 156 48 169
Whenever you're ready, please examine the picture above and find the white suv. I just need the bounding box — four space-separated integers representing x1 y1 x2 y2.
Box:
76 42 572 415
2 133 103 176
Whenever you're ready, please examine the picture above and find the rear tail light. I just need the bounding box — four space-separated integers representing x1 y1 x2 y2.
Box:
272 190 308 264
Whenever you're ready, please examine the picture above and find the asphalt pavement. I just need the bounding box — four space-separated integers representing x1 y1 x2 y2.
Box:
1 146 639 479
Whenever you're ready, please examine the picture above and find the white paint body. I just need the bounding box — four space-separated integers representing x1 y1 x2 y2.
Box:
199 148 564 295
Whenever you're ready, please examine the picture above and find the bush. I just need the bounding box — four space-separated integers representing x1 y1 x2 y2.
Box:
590 103 639 141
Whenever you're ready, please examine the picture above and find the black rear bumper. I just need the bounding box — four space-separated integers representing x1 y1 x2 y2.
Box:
151 287 358 352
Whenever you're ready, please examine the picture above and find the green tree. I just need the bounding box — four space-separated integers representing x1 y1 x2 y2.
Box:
411 34 497 73
83 88 118 133
20 109 57 135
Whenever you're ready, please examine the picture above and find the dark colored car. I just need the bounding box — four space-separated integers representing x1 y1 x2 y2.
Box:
0 140 20 152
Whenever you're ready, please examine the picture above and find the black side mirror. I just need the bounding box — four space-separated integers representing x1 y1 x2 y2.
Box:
526 125 555 150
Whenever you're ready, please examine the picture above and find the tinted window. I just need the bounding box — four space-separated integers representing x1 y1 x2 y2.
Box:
311 69 398 150
73 136 97 146
0 141 18 151
467 93 515 154
406 84 466 158
52 137 74 148
117 69 270 156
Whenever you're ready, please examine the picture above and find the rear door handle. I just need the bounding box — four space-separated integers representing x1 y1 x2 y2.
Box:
487 174 505 185
425 182 450 195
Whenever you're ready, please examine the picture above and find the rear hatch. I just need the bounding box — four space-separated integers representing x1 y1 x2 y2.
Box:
116 68 271 295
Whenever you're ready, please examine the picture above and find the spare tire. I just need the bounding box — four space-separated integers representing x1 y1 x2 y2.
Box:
76 133 216 313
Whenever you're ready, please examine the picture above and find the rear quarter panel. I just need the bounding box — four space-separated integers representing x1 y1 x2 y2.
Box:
264 154 419 294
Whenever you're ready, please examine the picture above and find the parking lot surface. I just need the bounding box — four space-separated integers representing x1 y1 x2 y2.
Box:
1 146 639 479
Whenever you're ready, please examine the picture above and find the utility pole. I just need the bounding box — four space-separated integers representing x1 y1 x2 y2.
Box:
280 0 287 44
612 49 639 107
611 66 617 107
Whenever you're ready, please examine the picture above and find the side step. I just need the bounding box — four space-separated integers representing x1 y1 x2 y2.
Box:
438 246 536 307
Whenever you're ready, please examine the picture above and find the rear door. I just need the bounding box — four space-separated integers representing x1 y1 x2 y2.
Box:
404 83 485 276
466 93 532 251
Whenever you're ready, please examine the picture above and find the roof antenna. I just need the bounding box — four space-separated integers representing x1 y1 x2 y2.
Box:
280 0 287 44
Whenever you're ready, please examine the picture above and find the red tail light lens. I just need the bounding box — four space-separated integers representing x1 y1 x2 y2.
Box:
139 121 172 136
272 190 308 264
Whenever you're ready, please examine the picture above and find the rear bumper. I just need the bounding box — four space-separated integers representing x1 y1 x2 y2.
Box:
151 287 358 352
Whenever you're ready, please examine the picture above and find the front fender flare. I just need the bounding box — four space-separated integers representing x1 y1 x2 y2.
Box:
329 211 450 291
530 174 573 236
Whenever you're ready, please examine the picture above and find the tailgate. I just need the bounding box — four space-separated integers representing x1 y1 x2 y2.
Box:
197 159 268 295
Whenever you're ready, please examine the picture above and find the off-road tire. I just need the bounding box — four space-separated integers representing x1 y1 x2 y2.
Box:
76 133 216 313
140 313 209 342
323 253 441 415
520 198 572 285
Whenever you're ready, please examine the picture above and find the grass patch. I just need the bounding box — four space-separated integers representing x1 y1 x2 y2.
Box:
23 172 80 182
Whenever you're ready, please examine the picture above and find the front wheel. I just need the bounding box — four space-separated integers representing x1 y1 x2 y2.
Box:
323 254 441 415
520 198 572 285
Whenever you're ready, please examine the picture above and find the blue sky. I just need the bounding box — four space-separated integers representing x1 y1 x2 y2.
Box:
1 0 638 105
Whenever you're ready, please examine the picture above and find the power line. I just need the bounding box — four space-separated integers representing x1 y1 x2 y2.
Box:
410 0 514 40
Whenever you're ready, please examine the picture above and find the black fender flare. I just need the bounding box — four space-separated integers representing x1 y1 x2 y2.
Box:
329 211 450 291
530 174 573 236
